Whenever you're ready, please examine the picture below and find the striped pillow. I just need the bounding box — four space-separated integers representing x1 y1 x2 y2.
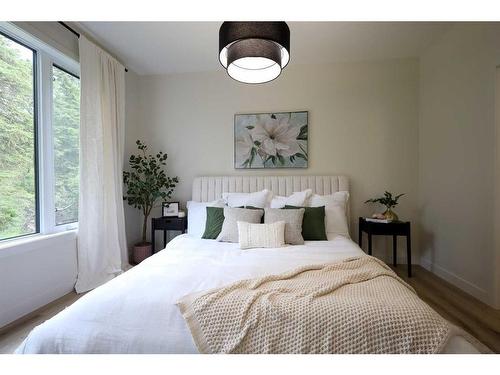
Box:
237 221 286 249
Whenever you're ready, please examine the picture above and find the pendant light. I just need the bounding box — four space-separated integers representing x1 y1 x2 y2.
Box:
219 22 290 84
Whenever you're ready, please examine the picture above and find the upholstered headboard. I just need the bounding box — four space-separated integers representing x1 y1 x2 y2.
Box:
192 175 349 202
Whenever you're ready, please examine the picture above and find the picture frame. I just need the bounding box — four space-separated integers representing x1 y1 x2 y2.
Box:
234 111 308 169
162 202 180 217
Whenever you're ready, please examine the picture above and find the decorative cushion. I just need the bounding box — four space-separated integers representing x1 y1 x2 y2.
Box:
238 221 286 249
309 191 350 239
284 205 327 241
222 189 272 208
264 208 305 245
186 199 225 238
217 207 264 243
202 207 225 239
270 189 313 208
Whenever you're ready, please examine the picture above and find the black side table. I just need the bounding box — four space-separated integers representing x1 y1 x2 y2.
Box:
151 216 187 254
358 217 412 277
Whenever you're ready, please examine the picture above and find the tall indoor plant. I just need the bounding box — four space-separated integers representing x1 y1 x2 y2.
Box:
123 140 179 263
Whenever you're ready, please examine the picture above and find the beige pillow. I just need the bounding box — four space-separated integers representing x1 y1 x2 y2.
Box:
237 221 286 249
264 208 305 245
216 207 264 243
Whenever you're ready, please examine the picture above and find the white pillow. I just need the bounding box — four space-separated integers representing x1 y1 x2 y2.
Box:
237 221 286 249
222 189 272 208
186 199 225 237
309 191 350 240
270 189 313 208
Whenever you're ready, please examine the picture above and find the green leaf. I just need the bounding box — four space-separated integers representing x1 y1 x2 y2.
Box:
249 148 256 167
123 140 179 239
277 154 285 165
297 124 308 140
295 152 307 161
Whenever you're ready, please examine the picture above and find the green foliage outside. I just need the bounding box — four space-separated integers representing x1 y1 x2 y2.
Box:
53 66 80 225
0 34 36 239
0 33 80 240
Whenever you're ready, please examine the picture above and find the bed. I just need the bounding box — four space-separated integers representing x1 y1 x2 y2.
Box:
15 176 487 354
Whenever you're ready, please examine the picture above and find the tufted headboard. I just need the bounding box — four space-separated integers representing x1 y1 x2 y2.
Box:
192 175 349 201
192 175 351 228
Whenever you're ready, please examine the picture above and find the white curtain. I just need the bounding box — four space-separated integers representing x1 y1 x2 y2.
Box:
75 36 128 293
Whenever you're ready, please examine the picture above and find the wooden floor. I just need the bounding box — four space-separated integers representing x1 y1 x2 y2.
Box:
392 265 500 353
1 265 499 354
0 292 83 354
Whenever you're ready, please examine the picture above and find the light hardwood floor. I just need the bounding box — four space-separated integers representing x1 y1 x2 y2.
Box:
1 265 499 354
392 265 500 353
0 292 83 354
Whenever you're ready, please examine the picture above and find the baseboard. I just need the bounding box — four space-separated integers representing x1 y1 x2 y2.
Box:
420 258 490 305
0 284 74 329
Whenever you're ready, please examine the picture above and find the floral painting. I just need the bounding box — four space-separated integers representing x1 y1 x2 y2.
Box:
234 111 308 169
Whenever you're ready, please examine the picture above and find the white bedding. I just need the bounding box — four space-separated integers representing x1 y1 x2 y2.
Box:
15 235 480 354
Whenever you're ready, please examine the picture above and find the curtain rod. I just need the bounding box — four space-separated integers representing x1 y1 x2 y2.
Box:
58 22 129 72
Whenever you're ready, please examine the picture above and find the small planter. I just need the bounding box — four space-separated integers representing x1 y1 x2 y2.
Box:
133 242 152 264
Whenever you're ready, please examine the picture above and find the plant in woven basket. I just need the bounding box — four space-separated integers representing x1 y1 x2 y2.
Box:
365 191 404 221
123 140 179 244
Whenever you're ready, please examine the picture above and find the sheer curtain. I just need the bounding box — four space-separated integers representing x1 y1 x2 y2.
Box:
75 36 128 293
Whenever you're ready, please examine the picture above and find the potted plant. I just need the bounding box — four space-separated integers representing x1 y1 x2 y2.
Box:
365 191 405 221
123 140 179 264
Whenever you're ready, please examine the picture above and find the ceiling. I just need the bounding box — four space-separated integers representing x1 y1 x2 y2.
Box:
78 22 451 76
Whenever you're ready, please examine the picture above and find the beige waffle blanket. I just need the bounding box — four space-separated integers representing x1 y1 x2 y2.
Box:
177 256 484 354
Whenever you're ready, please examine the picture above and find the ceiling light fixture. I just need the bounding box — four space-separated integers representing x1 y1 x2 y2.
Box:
219 22 290 84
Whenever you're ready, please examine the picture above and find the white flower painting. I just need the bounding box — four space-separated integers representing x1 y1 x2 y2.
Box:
234 111 308 169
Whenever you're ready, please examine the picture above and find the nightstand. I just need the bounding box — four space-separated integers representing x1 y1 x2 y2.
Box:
151 216 187 254
358 217 412 277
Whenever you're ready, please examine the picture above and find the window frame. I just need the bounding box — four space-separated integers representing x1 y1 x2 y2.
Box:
51 63 80 227
0 22 80 242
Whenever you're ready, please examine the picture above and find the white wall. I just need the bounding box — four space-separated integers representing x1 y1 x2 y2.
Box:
0 232 77 328
126 58 420 263
13 22 79 62
124 71 143 251
419 23 500 307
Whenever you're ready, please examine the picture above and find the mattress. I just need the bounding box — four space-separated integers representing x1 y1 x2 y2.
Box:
15 234 481 354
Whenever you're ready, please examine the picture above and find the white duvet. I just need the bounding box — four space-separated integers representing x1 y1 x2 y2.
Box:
15 235 480 354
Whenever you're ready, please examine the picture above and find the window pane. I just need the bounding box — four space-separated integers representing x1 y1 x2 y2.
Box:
0 33 36 240
53 65 79 225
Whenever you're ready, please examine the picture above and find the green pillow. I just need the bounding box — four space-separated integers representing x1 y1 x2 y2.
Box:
202 207 225 239
284 205 327 240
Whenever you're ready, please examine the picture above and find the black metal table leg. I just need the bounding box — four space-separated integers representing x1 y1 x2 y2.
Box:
151 220 156 254
407 232 412 277
368 233 372 255
393 235 397 266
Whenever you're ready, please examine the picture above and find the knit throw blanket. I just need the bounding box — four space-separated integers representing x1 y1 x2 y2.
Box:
177 256 473 354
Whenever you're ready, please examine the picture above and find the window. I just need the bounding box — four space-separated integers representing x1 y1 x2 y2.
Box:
53 65 80 225
0 23 80 242
0 32 37 240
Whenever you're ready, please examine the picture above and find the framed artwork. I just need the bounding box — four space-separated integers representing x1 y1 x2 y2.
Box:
162 202 179 217
234 111 308 169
